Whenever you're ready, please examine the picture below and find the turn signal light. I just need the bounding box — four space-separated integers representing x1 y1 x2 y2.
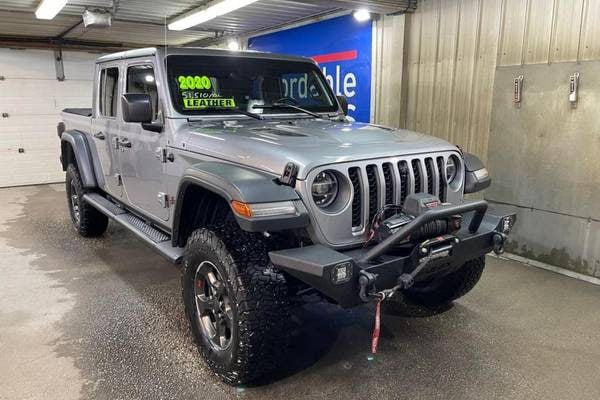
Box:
231 201 298 218
231 201 252 218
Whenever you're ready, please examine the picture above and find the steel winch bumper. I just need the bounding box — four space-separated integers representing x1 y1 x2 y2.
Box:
269 200 516 308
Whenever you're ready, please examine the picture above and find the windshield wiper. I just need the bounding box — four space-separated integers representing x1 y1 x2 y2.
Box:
252 103 322 119
203 107 264 120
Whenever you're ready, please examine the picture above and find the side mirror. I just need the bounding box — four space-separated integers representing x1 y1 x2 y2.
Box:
122 93 153 123
463 152 492 193
337 95 349 116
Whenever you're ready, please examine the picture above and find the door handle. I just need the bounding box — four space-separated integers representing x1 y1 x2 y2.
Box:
118 138 132 148
93 131 105 140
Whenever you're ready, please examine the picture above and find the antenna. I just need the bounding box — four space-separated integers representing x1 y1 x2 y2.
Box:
164 15 168 72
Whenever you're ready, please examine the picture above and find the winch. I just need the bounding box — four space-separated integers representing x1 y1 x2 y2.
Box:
375 193 462 245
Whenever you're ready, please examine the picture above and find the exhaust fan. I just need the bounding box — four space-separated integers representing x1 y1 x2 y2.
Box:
82 9 112 28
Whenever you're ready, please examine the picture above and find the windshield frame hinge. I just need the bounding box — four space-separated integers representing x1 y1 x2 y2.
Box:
277 162 299 187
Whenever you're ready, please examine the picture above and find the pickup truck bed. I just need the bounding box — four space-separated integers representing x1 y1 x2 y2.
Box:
61 108 92 136
63 108 92 117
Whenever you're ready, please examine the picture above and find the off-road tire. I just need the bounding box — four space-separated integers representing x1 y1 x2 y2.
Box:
65 164 108 237
181 223 292 385
383 256 486 316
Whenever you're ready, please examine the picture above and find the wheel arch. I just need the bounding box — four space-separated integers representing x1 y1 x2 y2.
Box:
172 179 234 247
172 162 304 247
60 130 98 188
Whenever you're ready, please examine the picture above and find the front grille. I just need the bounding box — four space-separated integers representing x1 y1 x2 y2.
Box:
436 156 446 202
348 155 451 231
382 163 394 217
398 161 409 205
349 167 362 228
412 159 422 193
365 165 379 223
425 158 435 195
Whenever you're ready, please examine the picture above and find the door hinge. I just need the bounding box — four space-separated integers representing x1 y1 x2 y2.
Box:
155 147 174 163
157 192 169 208
155 147 167 163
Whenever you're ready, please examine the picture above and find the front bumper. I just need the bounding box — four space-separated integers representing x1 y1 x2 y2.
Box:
269 201 515 308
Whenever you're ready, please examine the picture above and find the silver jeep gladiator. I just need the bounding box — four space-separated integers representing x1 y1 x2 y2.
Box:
59 47 515 384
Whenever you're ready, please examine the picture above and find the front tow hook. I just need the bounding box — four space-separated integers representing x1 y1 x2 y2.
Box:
358 235 460 303
493 233 507 255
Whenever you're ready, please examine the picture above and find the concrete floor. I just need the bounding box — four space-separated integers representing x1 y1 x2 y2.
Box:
1 184 599 400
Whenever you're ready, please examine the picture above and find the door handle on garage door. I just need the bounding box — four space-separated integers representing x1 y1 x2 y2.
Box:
118 138 132 148
93 131 105 140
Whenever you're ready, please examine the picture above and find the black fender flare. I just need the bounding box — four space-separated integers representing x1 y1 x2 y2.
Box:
172 162 308 245
60 130 97 188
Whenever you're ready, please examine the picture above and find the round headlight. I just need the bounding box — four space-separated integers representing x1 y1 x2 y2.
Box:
446 156 459 183
312 171 338 208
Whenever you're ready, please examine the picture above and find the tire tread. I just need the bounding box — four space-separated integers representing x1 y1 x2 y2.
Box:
181 223 291 385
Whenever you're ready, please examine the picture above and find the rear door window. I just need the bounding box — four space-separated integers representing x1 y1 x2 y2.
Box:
99 67 119 117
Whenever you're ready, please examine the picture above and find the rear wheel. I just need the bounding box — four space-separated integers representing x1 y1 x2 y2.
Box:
181 223 291 385
65 164 108 237
383 256 486 316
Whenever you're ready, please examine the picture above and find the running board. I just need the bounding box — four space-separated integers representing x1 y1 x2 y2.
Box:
83 193 183 264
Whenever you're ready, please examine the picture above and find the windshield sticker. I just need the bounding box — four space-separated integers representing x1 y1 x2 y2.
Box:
177 75 236 109
177 75 212 90
182 93 236 110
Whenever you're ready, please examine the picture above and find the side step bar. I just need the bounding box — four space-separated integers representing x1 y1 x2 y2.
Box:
83 193 184 264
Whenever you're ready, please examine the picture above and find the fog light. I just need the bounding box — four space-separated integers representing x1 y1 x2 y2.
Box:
331 262 353 285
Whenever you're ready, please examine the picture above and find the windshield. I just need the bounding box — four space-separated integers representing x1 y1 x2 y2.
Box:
166 55 337 116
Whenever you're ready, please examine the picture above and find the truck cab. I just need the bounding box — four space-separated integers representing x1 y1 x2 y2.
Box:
59 47 515 385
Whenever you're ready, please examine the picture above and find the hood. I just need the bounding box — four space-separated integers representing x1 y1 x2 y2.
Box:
178 119 458 179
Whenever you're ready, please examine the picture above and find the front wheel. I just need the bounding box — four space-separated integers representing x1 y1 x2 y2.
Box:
181 223 291 385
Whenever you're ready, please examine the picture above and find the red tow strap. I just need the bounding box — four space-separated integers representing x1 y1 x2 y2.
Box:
371 299 382 354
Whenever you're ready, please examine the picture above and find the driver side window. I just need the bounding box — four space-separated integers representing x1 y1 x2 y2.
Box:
126 65 159 121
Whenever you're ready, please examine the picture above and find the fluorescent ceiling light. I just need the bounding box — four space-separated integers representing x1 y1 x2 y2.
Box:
227 39 240 51
353 9 371 22
35 0 68 20
169 0 260 31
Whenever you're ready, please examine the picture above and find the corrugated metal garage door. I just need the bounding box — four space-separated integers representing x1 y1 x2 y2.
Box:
0 48 97 187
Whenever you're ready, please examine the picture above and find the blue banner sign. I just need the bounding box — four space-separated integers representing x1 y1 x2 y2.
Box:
248 14 373 122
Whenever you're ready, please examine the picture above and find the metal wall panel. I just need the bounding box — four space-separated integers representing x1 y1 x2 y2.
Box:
372 0 600 276
372 14 406 127
497 0 527 66
550 0 585 63
581 0 600 61
375 0 600 160
388 0 503 161
523 0 554 65
413 0 439 135
430 0 460 148
487 62 600 278
447 0 479 148
466 0 502 159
